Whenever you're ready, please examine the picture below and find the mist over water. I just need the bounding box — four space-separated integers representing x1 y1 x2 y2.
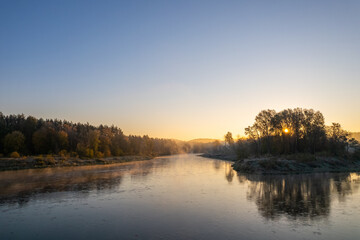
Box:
0 154 359 239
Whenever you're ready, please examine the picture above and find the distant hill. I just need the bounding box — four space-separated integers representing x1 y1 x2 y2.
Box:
188 138 220 144
350 132 360 142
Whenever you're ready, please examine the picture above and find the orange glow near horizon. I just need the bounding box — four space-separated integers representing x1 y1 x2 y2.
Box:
284 128 289 133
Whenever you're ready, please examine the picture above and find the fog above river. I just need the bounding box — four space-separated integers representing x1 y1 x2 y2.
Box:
1 155 359 221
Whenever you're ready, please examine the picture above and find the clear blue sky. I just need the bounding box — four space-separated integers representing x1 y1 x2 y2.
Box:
1 0 360 140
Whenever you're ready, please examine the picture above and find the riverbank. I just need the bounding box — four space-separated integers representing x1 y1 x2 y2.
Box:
202 153 360 174
0 155 153 171
201 153 238 161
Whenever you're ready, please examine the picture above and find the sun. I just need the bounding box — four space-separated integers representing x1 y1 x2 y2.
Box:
284 128 289 133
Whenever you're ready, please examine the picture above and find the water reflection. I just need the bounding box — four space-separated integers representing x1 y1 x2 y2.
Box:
211 158 360 221
0 154 359 224
244 173 360 220
211 159 234 183
0 158 170 207
212 160 221 171
225 163 234 183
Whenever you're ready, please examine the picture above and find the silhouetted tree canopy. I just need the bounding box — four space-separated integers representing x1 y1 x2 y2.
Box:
0 113 186 157
213 108 359 159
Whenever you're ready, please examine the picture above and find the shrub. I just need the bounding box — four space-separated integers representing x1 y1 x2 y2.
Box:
104 149 112 158
70 152 78 158
351 149 360 161
10 151 20 158
84 148 93 158
35 158 45 166
45 158 56 165
96 151 104 158
59 149 68 157
4 131 25 154
235 141 249 160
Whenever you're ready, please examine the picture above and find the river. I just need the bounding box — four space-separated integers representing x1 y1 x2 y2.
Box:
0 154 359 239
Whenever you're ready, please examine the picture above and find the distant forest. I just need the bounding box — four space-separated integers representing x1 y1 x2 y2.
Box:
350 132 360 142
0 112 201 158
214 108 360 159
2 109 359 160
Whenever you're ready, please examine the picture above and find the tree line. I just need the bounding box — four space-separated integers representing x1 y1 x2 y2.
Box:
0 112 187 158
220 108 360 159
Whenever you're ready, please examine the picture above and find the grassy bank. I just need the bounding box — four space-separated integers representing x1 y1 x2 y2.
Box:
0 155 153 171
203 153 360 174
201 153 238 161
234 156 360 174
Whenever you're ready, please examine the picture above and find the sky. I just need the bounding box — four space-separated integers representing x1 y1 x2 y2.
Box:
1 0 360 140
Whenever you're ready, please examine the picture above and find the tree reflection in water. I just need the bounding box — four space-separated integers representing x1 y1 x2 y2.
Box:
211 159 234 183
244 172 360 220
0 158 170 207
225 163 234 183
1 155 359 223
212 160 221 171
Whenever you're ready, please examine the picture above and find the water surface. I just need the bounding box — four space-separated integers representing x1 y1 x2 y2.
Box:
0 154 359 239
